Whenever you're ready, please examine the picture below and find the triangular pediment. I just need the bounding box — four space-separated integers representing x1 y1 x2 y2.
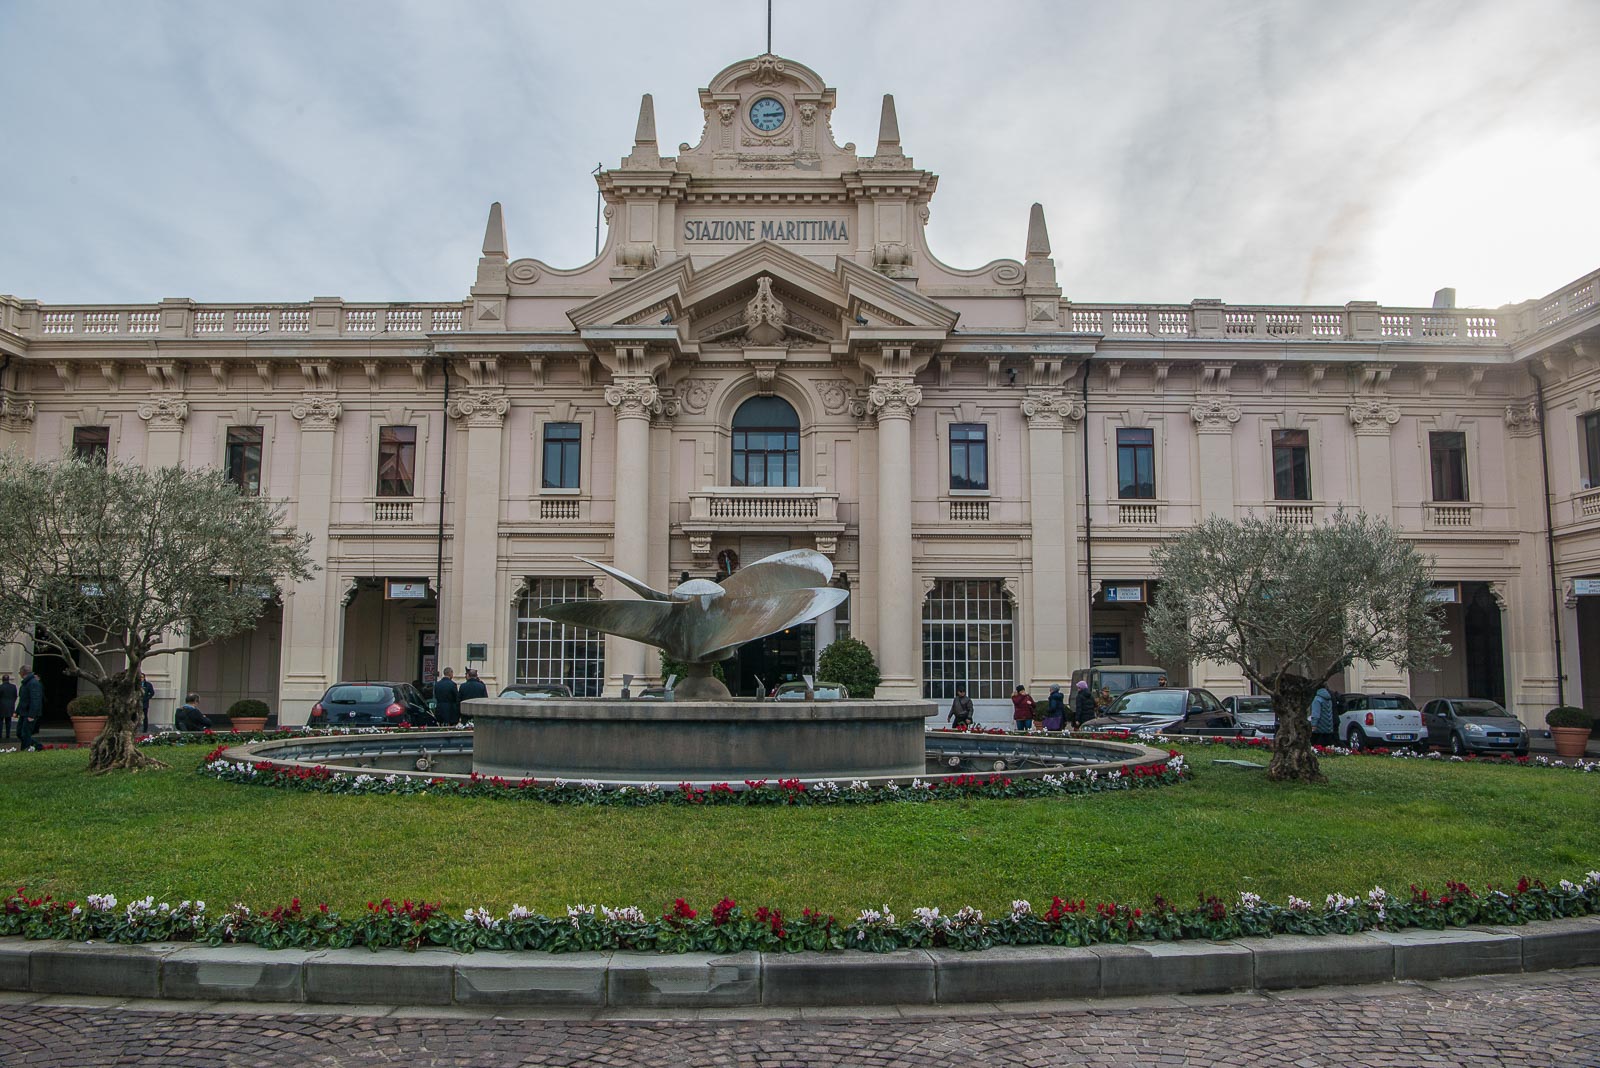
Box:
568 242 959 341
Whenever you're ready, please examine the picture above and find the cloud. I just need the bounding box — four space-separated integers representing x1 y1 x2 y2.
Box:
0 0 1595 308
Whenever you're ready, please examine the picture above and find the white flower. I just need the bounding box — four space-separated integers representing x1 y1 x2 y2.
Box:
1584 871 1600 887
884 782 901 793
566 904 596 927
507 904 533 921
602 905 646 924
1010 899 1033 919
1559 880 1579 893
912 906 945 929
1287 895 1312 912
463 907 500 930
849 780 870 791
69 905 83 918
1326 893 1357 913
87 893 118 912
855 904 897 927
1237 891 1262 912
1366 887 1389 906
951 905 984 927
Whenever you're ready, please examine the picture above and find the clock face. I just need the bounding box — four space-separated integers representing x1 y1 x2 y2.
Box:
749 97 786 132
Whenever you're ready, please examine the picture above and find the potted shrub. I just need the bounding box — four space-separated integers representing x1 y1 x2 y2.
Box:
817 636 881 699
66 692 109 745
1546 706 1593 759
226 698 270 734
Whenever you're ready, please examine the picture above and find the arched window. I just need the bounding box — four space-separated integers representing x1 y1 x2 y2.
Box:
731 396 800 487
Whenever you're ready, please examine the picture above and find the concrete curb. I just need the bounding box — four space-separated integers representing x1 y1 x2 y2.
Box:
1 917 1596 1008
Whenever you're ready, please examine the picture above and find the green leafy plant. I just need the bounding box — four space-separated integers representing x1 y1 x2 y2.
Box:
226 699 271 719
66 693 108 717
817 636 881 699
660 653 725 685
1545 706 1593 729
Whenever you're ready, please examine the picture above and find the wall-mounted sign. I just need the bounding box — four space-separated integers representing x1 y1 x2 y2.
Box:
465 643 488 662
1573 578 1600 597
682 217 851 244
1103 583 1146 604
1426 583 1461 604
386 579 430 600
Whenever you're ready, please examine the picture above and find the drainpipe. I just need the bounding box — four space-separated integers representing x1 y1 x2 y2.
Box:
1529 369 1566 706
435 355 451 662
1081 355 1094 668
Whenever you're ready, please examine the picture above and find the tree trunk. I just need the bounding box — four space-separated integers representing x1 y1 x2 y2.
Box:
86 670 167 773
1267 673 1325 784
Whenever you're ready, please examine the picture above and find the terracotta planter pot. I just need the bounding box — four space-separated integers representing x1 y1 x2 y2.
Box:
69 715 108 745
230 717 268 734
1550 726 1592 759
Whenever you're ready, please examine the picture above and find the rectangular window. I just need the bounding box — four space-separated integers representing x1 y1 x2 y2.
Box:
515 577 605 697
1583 413 1600 488
376 425 417 497
1271 429 1311 501
72 425 109 464
1116 427 1156 499
541 422 581 490
225 426 264 495
1428 431 1468 502
921 578 1015 701
949 424 989 491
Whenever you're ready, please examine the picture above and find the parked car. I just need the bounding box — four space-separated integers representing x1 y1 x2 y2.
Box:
1336 692 1425 750
1082 687 1252 737
308 681 435 727
1070 665 1169 701
1421 698 1530 756
1220 695 1277 735
497 683 574 700
772 681 849 700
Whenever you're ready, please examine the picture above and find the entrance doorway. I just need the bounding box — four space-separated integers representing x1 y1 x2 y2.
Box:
1410 581 1505 705
189 602 282 715
732 624 815 697
30 645 78 729
1088 581 1188 686
340 579 438 685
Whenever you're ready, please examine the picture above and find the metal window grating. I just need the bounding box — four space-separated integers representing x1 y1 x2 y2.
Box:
515 577 606 697
921 579 1014 701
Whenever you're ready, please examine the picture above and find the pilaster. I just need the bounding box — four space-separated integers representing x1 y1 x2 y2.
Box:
1189 394 1241 518
447 373 510 688
278 390 342 724
1021 387 1083 689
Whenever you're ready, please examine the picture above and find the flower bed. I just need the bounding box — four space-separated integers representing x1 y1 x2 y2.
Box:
197 745 1189 806
4 873 1596 955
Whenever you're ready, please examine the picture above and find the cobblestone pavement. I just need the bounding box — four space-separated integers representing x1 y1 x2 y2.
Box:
0 969 1596 1067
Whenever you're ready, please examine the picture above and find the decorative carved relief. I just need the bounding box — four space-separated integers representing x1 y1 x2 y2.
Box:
799 102 816 124
136 395 189 429
604 376 664 419
0 395 35 430
747 54 787 86
1347 399 1401 434
689 533 712 559
718 103 736 126
1021 390 1085 429
867 377 921 419
447 388 511 428
816 378 861 417
814 534 837 557
290 393 342 429
1504 402 1540 436
1189 396 1242 431
673 378 717 416
743 276 789 346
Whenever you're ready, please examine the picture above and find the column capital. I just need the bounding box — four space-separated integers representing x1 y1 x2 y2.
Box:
1347 399 1400 435
1504 401 1541 437
1190 395 1242 433
447 386 510 428
867 376 921 420
137 394 189 429
1021 389 1084 429
0 394 35 430
290 393 342 430
604 375 666 420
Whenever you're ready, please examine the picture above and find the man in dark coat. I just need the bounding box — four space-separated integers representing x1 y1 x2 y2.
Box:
946 686 974 729
0 673 16 741
173 694 212 733
433 668 460 727
1072 680 1097 729
15 666 44 751
138 673 155 732
456 669 487 723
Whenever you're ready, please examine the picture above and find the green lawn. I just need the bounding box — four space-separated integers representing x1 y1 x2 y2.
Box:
1 746 1594 913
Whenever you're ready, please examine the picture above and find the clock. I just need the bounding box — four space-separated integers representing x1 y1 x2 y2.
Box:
748 97 786 132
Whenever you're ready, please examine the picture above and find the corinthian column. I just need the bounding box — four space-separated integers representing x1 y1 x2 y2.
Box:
448 384 510 686
279 392 342 724
1022 389 1084 690
869 375 921 699
604 374 663 692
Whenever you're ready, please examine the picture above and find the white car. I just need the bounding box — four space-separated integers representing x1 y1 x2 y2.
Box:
1336 692 1427 751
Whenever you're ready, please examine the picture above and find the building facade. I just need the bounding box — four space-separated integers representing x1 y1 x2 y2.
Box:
2 53 1599 727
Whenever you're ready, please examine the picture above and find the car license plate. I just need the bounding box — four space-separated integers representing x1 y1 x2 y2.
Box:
1491 738 1512 745
1390 733 1414 741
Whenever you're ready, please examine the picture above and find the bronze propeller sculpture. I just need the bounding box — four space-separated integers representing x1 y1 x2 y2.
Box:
541 549 849 699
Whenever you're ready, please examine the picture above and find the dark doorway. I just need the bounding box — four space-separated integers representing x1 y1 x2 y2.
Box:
31 646 79 728
732 625 815 697
1463 582 1505 706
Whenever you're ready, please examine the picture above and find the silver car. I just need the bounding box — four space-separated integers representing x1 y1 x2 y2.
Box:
1421 698 1530 756
1220 695 1277 736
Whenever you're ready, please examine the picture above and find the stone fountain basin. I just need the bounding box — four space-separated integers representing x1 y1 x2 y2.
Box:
470 698 937 781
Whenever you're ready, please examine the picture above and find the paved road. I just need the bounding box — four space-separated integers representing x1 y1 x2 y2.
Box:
1 969 1595 1067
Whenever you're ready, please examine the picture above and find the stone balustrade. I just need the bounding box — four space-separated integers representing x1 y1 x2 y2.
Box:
686 486 839 524
2 298 468 339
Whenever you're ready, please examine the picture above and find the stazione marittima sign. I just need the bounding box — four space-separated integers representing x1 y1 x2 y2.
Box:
682 217 850 243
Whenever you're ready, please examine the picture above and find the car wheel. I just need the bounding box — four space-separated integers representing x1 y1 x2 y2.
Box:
1450 733 1467 756
1345 726 1365 751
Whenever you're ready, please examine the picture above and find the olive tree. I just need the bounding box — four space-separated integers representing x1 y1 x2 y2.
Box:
1144 512 1447 783
0 455 313 772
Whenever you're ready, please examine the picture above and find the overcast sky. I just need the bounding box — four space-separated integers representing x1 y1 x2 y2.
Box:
2 0 1597 310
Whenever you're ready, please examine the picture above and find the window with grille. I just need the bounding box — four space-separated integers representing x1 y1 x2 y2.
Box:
921 579 1015 701
949 424 988 491
1428 431 1468 502
1271 429 1312 501
1582 413 1600 488
72 425 109 465
1116 427 1155 499
226 426 263 495
377 425 416 497
514 577 605 696
731 396 800 487
542 422 581 490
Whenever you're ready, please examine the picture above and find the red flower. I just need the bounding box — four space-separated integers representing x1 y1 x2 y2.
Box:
711 897 737 925
664 897 698 922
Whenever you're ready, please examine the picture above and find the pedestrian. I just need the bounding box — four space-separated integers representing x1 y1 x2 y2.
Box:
1310 684 1336 746
1043 684 1066 731
15 666 44 751
457 668 487 723
138 672 154 733
1073 679 1096 729
433 667 460 727
1157 674 1169 688
174 693 212 733
0 673 15 742
947 685 974 729
1011 684 1035 731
